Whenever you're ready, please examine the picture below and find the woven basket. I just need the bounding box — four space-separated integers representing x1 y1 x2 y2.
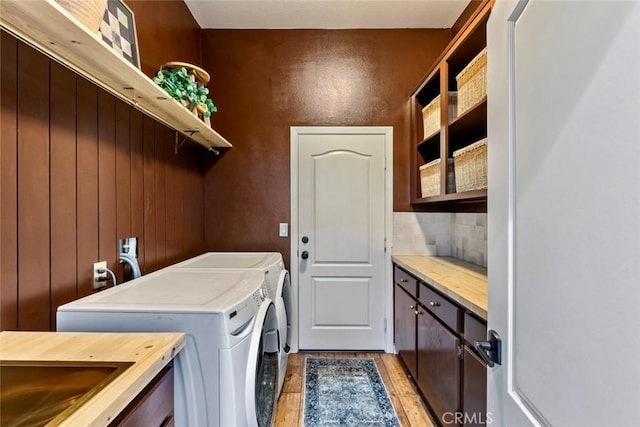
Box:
419 158 441 198
453 138 487 192
159 62 212 127
54 0 107 34
161 62 211 85
420 158 456 197
421 93 458 139
456 48 487 116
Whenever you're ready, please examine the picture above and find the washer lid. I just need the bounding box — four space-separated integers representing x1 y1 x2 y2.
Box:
169 252 283 270
57 269 265 313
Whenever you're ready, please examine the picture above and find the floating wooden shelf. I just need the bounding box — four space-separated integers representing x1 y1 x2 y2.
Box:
417 131 441 161
0 0 231 150
414 189 487 204
449 97 487 153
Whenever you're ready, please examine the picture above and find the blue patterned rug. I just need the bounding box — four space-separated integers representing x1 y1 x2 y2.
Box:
303 358 400 427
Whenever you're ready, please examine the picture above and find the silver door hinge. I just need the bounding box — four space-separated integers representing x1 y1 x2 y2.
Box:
457 345 464 359
384 318 387 333
384 237 387 252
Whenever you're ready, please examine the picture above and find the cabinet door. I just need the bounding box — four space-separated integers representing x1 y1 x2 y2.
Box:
463 347 487 427
417 308 460 426
394 284 417 379
110 365 174 427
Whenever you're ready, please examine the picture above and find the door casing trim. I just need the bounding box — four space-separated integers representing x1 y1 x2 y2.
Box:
289 126 394 353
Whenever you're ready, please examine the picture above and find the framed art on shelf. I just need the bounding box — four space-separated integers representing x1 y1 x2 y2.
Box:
99 0 140 68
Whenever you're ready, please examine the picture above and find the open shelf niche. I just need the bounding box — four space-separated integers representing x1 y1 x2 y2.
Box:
409 0 493 212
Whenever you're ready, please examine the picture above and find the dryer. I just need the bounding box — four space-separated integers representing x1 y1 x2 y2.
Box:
57 269 278 427
166 252 292 395
167 252 284 299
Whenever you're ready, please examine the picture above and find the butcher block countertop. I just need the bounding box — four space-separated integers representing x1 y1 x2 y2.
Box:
392 256 488 320
0 331 185 426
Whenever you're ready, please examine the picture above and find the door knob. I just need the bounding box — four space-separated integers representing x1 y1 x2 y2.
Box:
302 236 309 244
301 251 309 260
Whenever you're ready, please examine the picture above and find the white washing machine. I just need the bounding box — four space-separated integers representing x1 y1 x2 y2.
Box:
57 269 279 427
166 252 292 395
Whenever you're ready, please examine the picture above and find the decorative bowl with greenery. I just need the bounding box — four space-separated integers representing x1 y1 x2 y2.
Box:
153 63 217 122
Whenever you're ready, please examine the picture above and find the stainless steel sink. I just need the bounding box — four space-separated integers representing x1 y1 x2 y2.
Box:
0 360 132 427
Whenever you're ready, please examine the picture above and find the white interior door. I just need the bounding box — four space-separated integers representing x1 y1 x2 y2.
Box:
292 127 390 350
488 1 640 426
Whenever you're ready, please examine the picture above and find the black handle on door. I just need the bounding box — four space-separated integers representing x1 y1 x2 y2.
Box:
301 251 309 260
474 330 502 368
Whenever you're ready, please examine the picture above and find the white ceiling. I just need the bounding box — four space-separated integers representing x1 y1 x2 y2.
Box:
184 0 471 29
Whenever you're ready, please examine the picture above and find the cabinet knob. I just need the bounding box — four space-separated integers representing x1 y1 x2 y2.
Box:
400 278 408 283
417 310 424 315
409 304 415 310
429 301 440 307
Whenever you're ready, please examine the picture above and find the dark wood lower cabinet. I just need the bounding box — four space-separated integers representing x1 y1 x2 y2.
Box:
393 263 487 427
110 364 174 427
395 284 418 379
418 307 460 420
417 308 460 425
462 347 488 427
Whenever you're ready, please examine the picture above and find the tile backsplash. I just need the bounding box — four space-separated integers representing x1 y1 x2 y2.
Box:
392 212 487 267
451 213 487 267
392 212 452 256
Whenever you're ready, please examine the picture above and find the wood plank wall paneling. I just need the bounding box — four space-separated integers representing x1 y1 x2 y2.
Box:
98 90 118 282
76 78 100 299
115 100 132 282
0 33 206 331
164 132 179 265
154 127 168 269
142 115 157 272
130 110 145 271
17 42 51 331
50 62 78 330
200 29 452 266
1 32 18 330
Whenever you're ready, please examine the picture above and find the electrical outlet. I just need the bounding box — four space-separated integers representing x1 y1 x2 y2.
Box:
93 261 108 290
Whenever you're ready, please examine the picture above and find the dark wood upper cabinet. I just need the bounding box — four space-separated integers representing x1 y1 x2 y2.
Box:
409 1 493 212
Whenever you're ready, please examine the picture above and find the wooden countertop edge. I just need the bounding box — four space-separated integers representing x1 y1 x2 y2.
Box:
0 332 186 427
392 255 488 320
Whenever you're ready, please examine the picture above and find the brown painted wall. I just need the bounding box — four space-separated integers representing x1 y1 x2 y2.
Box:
200 29 451 266
0 32 205 332
126 0 202 78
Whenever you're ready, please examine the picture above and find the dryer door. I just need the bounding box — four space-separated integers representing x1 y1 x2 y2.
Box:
245 300 279 427
279 271 292 353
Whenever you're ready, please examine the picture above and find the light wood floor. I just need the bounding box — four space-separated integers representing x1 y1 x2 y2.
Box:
274 352 435 427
